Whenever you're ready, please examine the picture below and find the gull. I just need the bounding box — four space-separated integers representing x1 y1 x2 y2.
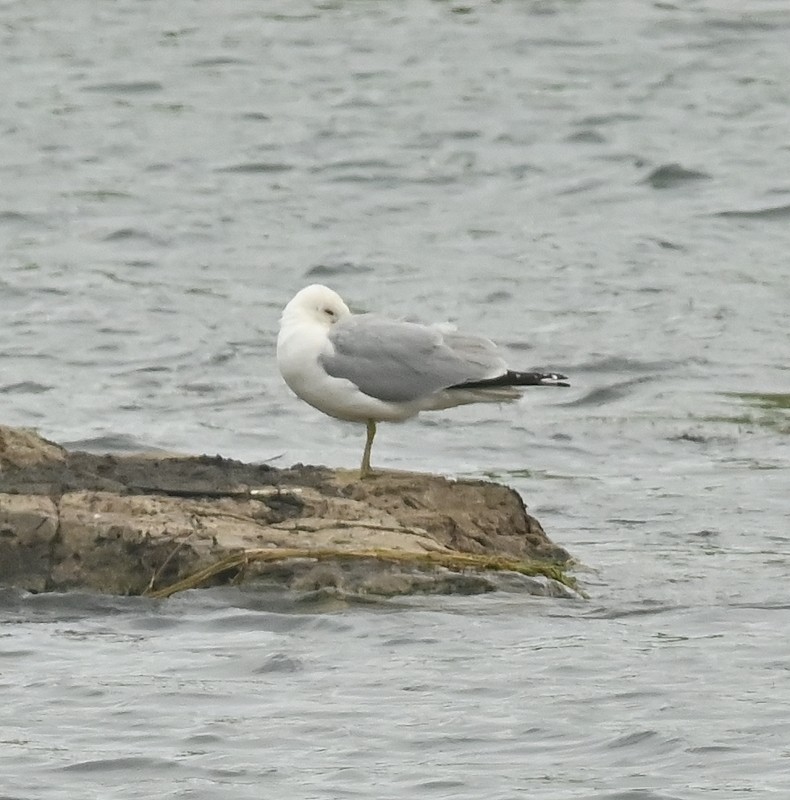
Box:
276 284 569 478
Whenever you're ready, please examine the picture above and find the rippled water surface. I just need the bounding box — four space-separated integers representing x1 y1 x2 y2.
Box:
2 1 790 797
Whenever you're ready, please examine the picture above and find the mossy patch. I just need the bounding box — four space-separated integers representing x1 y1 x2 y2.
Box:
729 392 790 411
712 392 790 434
144 547 581 600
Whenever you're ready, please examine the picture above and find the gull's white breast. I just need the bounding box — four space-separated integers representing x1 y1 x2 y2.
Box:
276 316 419 423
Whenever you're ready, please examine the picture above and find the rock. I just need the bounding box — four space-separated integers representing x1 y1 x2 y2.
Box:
0 426 65 470
0 494 59 592
0 424 577 599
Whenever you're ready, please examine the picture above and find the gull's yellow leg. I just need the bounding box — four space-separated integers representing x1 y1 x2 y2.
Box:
360 419 377 479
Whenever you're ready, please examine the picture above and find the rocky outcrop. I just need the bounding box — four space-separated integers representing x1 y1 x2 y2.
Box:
0 425 577 599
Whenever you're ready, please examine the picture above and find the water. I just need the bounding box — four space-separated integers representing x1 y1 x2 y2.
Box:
1 0 790 797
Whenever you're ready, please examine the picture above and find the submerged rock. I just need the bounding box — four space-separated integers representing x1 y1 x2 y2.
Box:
0 425 576 599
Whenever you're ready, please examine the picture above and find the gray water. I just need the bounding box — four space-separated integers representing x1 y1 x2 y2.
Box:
2 1 790 797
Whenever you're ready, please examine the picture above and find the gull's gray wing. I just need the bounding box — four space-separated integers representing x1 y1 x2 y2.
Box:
321 314 507 403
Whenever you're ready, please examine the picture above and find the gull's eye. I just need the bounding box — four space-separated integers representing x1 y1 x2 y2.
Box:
322 306 337 319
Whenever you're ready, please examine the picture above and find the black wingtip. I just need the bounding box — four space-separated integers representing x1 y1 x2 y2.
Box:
449 370 570 390
537 372 570 387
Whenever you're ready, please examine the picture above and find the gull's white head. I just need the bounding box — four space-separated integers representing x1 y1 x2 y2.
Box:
280 284 351 329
